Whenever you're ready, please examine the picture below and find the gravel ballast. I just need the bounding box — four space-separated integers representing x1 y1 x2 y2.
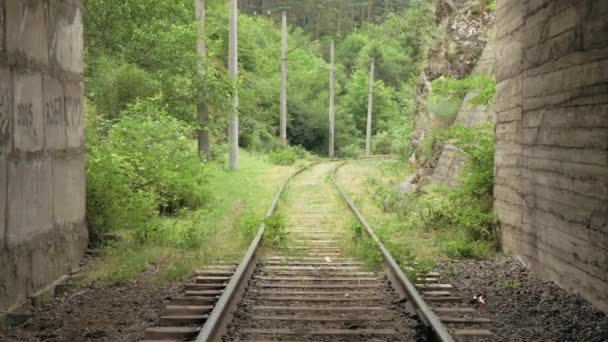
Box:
437 256 608 342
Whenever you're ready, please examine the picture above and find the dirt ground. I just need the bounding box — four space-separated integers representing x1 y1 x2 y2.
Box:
437 256 608 342
0 275 181 342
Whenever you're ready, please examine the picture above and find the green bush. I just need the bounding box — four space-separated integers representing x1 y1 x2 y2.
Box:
264 213 288 248
86 135 157 246
372 132 393 155
210 144 228 161
85 109 158 245
486 0 497 11
425 95 461 121
85 101 209 245
430 74 496 107
109 101 208 214
269 149 297 166
338 144 364 158
363 123 498 259
88 57 160 119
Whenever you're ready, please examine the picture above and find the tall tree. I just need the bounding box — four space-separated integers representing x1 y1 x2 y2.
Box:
228 0 239 170
365 58 375 156
279 11 287 145
195 0 211 160
328 40 335 158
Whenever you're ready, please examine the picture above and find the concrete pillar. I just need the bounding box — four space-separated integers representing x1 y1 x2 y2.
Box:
495 0 608 312
0 0 86 314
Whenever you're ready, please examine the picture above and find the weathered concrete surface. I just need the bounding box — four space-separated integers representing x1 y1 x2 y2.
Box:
431 36 496 187
0 0 86 314
495 0 608 312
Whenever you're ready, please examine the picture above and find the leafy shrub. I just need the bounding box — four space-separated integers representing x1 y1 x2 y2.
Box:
338 144 364 158
366 123 498 259
236 210 262 241
88 57 160 119
418 130 440 164
439 122 495 198
430 74 496 107
269 149 297 166
264 213 288 247
85 101 209 245
85 109 157 245
86 134 157 246
372 132 394 155
211 144 228 161
425 95 461 121
486 0 497 11
108 102 208 214
290 145 310 159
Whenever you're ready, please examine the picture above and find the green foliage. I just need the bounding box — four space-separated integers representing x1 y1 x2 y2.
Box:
269 149 297 166
366 123 497 259
430 74 496 108
85 104 208 245
88 57 160 119
418 129 440 163
338 144 364 158
486 0 497 11
264 213 288 248
439 122 496 198
425 95 461 121
108 102 208 214
499 279 522 289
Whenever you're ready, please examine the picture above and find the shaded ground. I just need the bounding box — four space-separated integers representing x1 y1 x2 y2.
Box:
437 256 608 342
0 272 181 342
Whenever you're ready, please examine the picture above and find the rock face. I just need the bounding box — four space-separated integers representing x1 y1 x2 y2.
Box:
495 0 608 312
411 0 495 155
430 35 496 187
0 0 87 315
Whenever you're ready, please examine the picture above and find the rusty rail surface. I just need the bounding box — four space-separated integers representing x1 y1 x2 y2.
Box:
331 161 455 342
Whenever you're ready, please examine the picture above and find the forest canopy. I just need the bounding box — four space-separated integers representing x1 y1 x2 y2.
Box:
84 0 435 155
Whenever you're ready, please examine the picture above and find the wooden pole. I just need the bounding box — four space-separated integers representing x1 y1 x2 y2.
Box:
328 40 335 158
280 11 287 145
365 58 374 156
228 0 239 170
195 0 210 161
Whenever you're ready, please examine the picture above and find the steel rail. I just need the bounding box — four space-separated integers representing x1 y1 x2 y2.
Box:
195 161 320 342
331 161 455 342
195 155 418 342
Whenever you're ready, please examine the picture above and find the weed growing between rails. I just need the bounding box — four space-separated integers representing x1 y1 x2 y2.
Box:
79 151 296 285
261 162 356 260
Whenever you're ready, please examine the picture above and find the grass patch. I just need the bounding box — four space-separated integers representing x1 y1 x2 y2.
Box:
79 150 296 285
335 159 497 269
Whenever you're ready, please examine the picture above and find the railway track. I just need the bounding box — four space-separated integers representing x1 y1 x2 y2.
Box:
142 161 492 342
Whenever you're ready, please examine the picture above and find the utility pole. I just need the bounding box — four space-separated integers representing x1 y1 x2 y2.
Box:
195 0 210 161
365 58 374 156
328 40 335 158
228 0 239 170
280 11 287 145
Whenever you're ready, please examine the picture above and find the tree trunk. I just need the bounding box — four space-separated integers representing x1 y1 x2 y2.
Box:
280 11 287 145
365 58 374 156
195 0 210 161
228 0 239 170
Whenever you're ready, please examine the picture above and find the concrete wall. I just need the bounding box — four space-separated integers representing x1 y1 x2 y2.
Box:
0 0 86 313
495 0 608 311
431 35 496 187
